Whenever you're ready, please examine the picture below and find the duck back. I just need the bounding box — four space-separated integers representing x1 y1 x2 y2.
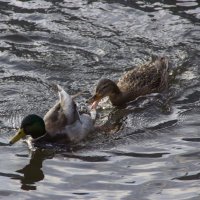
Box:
117 57 168 97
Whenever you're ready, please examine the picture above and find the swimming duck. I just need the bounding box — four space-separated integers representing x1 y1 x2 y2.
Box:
9 85 96 145
88 56 168 108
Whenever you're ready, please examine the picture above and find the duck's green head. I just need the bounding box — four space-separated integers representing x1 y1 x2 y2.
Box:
9 114 46 145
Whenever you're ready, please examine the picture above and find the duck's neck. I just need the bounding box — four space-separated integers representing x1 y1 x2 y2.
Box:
33 133 49 142
108 86 138 106
108 86 128 106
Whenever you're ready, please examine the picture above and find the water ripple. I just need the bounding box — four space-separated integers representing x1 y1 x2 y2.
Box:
0 0 200 199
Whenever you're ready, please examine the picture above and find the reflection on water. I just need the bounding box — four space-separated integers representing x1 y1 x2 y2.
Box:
0 0 200 199
13 150 48 191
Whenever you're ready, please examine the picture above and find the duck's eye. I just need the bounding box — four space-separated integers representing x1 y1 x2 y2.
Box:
100 85 107 91
73 102 77 109
98 83 111 93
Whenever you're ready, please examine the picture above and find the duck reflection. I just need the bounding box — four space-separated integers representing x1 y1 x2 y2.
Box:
13 149 54 191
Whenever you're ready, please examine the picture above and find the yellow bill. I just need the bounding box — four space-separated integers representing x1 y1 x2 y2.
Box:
9 129 26 145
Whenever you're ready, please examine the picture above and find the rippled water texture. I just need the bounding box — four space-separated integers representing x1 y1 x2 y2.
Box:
0 0 200 199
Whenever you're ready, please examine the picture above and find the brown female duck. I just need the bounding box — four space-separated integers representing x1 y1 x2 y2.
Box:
88 56 168 108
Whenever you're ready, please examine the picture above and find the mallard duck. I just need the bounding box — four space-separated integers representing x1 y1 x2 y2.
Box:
88 56 168 108
9 85 96 145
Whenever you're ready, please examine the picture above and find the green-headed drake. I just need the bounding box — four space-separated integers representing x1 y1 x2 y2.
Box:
9 85 96 145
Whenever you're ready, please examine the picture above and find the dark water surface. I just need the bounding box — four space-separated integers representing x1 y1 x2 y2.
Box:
0 0 200 199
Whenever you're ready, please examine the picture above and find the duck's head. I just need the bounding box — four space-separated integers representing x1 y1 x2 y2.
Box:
9 114 46 145
87 78 120 109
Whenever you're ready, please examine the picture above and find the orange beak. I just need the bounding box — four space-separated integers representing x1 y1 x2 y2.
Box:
87 94 102 109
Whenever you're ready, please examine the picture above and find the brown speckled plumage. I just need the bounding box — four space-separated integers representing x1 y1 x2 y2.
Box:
88 56 168 107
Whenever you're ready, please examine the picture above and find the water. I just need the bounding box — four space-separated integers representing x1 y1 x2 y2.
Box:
0 0 200 199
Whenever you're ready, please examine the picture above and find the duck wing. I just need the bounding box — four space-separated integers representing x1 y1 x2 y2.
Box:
57 84 79 124
44 85 80 136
